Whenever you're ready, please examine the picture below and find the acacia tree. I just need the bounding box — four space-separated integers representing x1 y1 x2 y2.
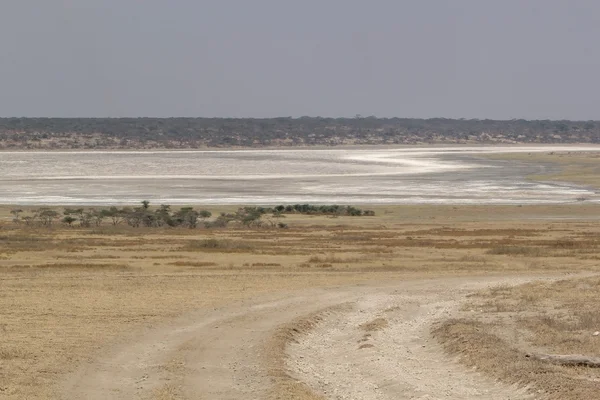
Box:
10 209 23 218
199 210 212 223
174 207 199 228
64 208 81 225
235 207 263 228
142 212 156 227
155 204 172 227
89 209 104 226
62 216 77 226
102 206 125 225
63 208 96 227
10 209 23 224
123 207 144 227
36 208 59 226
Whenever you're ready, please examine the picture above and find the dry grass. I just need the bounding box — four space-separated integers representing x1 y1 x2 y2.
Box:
307 254 364 264
1 205 600 399
167 260 218 268
151 384 181 400
0 262 132 271
267 310 333 400
434 276 600 400
484 151 600 190
486 245 547 257
182 238 255 251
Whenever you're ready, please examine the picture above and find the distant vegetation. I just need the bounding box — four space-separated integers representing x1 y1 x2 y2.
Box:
10 202 374 229
0 117 599 149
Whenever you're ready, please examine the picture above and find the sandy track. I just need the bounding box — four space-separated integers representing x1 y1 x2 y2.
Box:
288 279 538 400
60 287 359 399
60 275 561 400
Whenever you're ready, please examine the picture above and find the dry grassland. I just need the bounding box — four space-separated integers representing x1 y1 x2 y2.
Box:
1 204 600 399
434 276 600 399
483 151 600 190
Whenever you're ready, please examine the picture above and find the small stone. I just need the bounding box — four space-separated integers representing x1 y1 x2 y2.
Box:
593 331 600 336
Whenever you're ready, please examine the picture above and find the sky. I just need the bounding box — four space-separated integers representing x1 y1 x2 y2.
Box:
0 1 599 120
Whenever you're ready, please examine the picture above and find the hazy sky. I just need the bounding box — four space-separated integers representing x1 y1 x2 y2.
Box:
1 1 599 119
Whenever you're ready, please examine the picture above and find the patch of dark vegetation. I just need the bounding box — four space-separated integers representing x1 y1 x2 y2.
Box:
1 117 599 150
182 238 254 252
10 202 373 231
270 204 374 217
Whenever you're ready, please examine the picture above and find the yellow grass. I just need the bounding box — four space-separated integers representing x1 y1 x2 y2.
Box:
1 205 600 398
434 276 600 399
483 151 600 190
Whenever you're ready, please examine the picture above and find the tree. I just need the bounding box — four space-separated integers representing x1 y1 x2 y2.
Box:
10 209 23 224
235 207 263 228
199 210 212 221
142 212 156 227
272 210 285 219
101 206 124 225
89 209 104 226
346 206 363 216
10 209 23 218
123 207 145 227
205 212 235 228
174 207 199 228
141 200 150 210
36 208 59 226
64 208 83 226
155 204 172 227
62 216 77 226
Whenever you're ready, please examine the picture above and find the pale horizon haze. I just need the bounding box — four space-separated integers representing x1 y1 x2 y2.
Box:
1 1 599 120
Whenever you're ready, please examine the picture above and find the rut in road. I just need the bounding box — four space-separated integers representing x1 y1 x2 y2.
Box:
60 275 560 400
287 282 535 400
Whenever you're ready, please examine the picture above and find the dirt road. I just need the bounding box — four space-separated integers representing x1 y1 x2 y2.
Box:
60 275 558 400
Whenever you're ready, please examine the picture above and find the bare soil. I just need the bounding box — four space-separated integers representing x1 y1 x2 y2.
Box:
1 206 600 399
60 275 567 400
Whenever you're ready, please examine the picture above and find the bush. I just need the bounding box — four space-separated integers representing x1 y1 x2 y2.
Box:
183 238 253 251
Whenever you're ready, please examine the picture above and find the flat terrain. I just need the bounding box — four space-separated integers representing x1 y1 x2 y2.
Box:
1 205 599 399
484 150 600 190
2 146 600 205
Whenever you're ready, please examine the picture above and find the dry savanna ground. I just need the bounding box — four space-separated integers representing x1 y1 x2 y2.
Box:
1 204 600 399
434 276 600 400
483 150 600 190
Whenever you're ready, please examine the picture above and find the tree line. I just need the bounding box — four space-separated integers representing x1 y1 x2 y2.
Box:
9 202 374 229
1 117 599 149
